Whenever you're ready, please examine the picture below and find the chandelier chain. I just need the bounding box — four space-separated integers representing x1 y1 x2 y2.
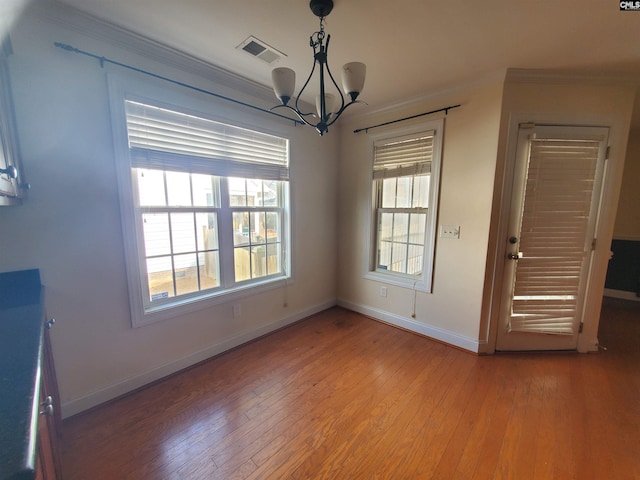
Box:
310 17 326 50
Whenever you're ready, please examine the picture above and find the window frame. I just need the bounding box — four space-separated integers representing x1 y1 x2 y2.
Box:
108 74 292 327
364 119 444 292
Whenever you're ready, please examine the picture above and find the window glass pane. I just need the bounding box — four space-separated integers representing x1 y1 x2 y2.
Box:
229 177 246 206
192 174 219 207
252 246 267 278
166 171 192 206
174 253 198 295
143 213 171 256
396 177 411 208
379 212 393 242
409 213 426 246
233 212 250 246
378 213 393 255
262 180 280 207
412 174 430 208
198 252 220 289
147 256 174 300
407 245 423 275
266 212 280 243
246 179 261 206
378 241 391 270
392 213 409 243
170 213 196 254
266 243 281 275
137 169 166 206
391 243 408 274
234 247 251 281
196 213 218 251
381 178 396 208
250 211 266 245
377 212 394 270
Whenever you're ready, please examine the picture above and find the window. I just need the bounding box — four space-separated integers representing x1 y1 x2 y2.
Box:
367 120 443 291
119 99 290 325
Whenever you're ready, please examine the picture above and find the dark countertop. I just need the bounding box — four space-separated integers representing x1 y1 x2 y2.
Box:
0 269 44 480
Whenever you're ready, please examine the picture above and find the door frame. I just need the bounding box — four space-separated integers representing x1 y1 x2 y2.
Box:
495 124 609 351
483 112 630 354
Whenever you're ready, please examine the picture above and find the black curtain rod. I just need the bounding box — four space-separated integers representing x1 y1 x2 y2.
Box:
353 104 461 134
53 42 303 127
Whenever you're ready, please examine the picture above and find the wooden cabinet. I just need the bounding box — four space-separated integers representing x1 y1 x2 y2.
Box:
0 269 62 480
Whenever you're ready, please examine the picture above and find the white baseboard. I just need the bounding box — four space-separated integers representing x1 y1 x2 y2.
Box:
61 299 337 418
337 298 480 353
603 288 640 301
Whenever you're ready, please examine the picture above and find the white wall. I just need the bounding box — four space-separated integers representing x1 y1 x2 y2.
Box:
614 127 640 240
336 77 505 352
0 4 339 417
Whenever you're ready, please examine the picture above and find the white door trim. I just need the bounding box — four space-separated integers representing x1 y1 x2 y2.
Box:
483 111 630 354
495 124 609 351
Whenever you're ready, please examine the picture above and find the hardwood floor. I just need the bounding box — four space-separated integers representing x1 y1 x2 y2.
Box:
61 298 640 479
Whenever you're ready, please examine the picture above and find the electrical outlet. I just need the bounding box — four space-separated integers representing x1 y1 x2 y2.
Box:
233 304 242 318
380 286 388 297
441 225 461 239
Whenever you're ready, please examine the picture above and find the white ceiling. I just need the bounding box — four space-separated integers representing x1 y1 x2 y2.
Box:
51 0 640 118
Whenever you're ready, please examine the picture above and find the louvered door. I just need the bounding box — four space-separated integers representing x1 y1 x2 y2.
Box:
496 125 608 351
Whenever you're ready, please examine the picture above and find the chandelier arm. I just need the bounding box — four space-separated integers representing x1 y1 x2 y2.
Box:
325 100 365 128
295 59 316 115
321 36 346 116
294 47 320 117
271 104 319 128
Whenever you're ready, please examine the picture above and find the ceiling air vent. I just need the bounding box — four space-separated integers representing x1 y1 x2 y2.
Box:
237 36 285 64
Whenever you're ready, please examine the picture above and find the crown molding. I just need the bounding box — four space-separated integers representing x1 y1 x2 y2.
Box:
342 69 508 130
26 0 278 104
505 68 640 87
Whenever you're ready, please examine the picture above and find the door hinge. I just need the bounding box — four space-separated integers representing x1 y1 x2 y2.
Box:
605 146 610 160
591 238 597 251
579 323 584 334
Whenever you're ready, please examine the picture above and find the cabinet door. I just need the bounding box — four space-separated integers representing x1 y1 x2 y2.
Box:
40 318 64 479
37 386 57 480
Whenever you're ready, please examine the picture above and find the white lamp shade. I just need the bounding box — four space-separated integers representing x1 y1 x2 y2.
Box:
341 62 366 97
272 68 295 103
316 93 337 119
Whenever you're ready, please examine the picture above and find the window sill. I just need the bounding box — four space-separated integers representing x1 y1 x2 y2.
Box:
133 275 291 327
364 271 430 293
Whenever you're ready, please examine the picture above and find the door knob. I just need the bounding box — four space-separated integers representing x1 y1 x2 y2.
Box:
0 165 17 179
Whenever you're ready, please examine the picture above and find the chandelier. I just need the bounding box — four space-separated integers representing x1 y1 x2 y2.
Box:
271 0 366 136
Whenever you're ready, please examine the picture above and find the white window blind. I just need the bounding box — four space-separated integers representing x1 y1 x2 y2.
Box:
510 138 601 335
373 132 434 180
125 100 289 180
